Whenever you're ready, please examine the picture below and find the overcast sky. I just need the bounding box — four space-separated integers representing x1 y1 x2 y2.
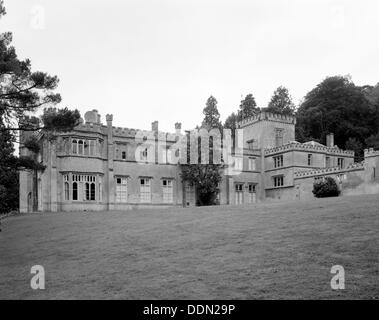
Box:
1 0 379 132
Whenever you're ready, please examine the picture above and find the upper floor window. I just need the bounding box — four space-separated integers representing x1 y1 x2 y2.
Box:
307 154 313 166
72 139 96 156
337 158 344 169
234 157 243 171
273 175 284 187
273 155 283 168
140 147 148 162
275 128 284 147
326 156 331 168
248 157 256 171
121 151 126 160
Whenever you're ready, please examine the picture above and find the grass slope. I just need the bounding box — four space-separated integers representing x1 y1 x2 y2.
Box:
0 194 378 299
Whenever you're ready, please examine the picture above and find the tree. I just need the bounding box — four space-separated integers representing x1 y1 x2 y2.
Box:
365 133 379 150
0 1 80 213
265 86 295 116
0 1 80 133
345 137 364 162
295 76 377 152
181 164 223 206
201 96 222 130
238 93 260 120
312 177 341 198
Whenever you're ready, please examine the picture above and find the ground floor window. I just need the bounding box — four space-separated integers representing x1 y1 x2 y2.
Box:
235 183 244 205
273 176 284 187
140 178 151 203
162 179 173 203
248 183 257 203
63 173 101 202
63 174 70 200
116 177 128 203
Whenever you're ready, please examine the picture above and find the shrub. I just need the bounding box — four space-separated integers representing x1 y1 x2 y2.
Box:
312 176 341 198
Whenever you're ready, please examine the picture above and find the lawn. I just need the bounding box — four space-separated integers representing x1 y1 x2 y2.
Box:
0 194 378 299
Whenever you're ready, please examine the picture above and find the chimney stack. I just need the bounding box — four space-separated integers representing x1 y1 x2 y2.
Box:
175 122 182 135
326 133 334 147
151 121 159 132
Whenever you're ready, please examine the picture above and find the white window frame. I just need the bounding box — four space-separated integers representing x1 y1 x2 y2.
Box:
140 178 151 203
162 179 173 203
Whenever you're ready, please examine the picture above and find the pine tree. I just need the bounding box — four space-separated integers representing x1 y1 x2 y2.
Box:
201 96 222 129
265 86 295 116
239 94 259 120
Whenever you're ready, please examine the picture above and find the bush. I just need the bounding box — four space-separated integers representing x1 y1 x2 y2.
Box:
312 176 341 198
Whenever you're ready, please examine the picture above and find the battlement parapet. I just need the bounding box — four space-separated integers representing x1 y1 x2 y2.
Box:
294 161 365 179
237 111 296 128
111 126 179 142
264 142 354 156
364 148 379 158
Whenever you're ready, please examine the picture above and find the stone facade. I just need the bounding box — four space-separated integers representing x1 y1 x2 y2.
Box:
19 110 379 212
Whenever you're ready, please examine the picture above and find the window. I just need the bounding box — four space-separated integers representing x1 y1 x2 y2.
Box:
248 184 256 193
162 179 173 203
122 151 126 160
72 140 78 154
64 174 69 200
234 157 243 170
140 148 148 161
326 156 331 168
84 140 89 155
82 175 96 201
248 157 256 171
167 149 172 164
273 176 284 187
308 154 312 166
72 139 95 156
235 183 243 205
73 182 78 200
140 178 151 203
247 140 255 150
273 155 284 168
78 140 84 154
89 140 95 156
337 158 344 169
275 128 284 147
116 177 128 203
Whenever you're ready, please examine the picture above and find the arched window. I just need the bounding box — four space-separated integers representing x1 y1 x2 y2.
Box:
85 182 90 200
78 140 84 154
89 140 95 156
84 140 89 155
73 182 78 200
64 182 70 200
72 140 78 154
90 183 96 200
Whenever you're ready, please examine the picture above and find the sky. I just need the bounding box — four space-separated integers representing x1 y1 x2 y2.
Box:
1 0 379 133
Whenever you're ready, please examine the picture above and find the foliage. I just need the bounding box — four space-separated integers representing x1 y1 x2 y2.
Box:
295 76 378 156
312 177 341 198
180 164 223 206
264 86 295 116
201 96 222 130
365 133 379 150
238 93 260 120
23 136 41 153
345 137 364 162
0 2 79 213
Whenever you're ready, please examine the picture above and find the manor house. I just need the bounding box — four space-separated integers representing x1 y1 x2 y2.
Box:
19 110 379 212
